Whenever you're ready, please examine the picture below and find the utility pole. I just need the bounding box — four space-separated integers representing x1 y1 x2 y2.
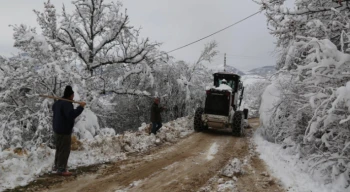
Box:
224 53 226 72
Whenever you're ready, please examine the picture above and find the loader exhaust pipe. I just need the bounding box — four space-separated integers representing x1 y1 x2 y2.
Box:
238 87 244 108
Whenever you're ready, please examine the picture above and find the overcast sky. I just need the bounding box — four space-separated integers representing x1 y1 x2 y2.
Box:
0 0 277 71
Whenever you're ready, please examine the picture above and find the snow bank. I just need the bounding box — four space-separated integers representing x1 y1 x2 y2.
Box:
0 116 193 191
254 131 345 192
217 180 236 192
0 146 54 190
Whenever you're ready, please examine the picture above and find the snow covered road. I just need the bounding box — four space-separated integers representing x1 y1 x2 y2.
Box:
11 119 284 192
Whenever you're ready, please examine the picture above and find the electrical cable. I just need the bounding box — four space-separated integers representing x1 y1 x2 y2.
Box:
166 10 262 54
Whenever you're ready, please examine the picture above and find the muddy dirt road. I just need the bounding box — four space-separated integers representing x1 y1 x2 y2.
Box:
18 118 284 192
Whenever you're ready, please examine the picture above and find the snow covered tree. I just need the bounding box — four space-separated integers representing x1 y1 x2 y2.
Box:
256 0 350 188
0 0 215 154
168 41 217 116
0 21 81 150
256 0 350 69
95 42 216 132
32 0 165 100
38 0 160 75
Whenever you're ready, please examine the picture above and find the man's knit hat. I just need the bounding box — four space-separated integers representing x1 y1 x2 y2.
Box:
63 85 74 98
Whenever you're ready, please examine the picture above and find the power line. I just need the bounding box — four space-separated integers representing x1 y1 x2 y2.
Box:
225 55 269 60
166 10 262 54
210 54 270 61
225 53 269 58
96 10 263 76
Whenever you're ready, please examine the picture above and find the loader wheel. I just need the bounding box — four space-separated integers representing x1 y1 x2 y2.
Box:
243 108 249 119
232 111 244 137
194 107 204 132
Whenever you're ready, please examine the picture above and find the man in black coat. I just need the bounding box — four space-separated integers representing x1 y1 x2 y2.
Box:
150 97 165 135
52 85 86 176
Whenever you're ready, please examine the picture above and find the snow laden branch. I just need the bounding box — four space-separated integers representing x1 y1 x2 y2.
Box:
188 40 218 82
255 0 350 70
259 0 347 16
52 0 159 74
32 0 166 99
109 89 151 97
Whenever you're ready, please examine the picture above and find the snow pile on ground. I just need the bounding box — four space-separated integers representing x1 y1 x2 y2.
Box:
115 180 143 192
220 158 242 177
217 180 236 192
0 145 55 190
199 158 242 192
198 176 236 192
254 131 345 192
206 142 219 161
0 116 193 191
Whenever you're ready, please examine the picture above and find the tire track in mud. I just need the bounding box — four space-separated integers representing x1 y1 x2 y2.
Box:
35 118 285 192
47 129 240 192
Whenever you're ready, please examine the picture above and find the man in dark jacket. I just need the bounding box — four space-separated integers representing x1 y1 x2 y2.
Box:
52 85 85 176
150 97 165 135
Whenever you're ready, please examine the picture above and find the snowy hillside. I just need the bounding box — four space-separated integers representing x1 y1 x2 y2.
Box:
207 65 273 80
208 64 246 76
247 66 275 76
224 65 245 76
241 74 267 86
209 64 273 79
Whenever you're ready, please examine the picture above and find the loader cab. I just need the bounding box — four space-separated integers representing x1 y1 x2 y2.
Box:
205 72 242 116
213 72 242 110
213 72 241 92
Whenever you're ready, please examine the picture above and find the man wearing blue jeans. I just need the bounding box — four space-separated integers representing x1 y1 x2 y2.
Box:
150 97 165 135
